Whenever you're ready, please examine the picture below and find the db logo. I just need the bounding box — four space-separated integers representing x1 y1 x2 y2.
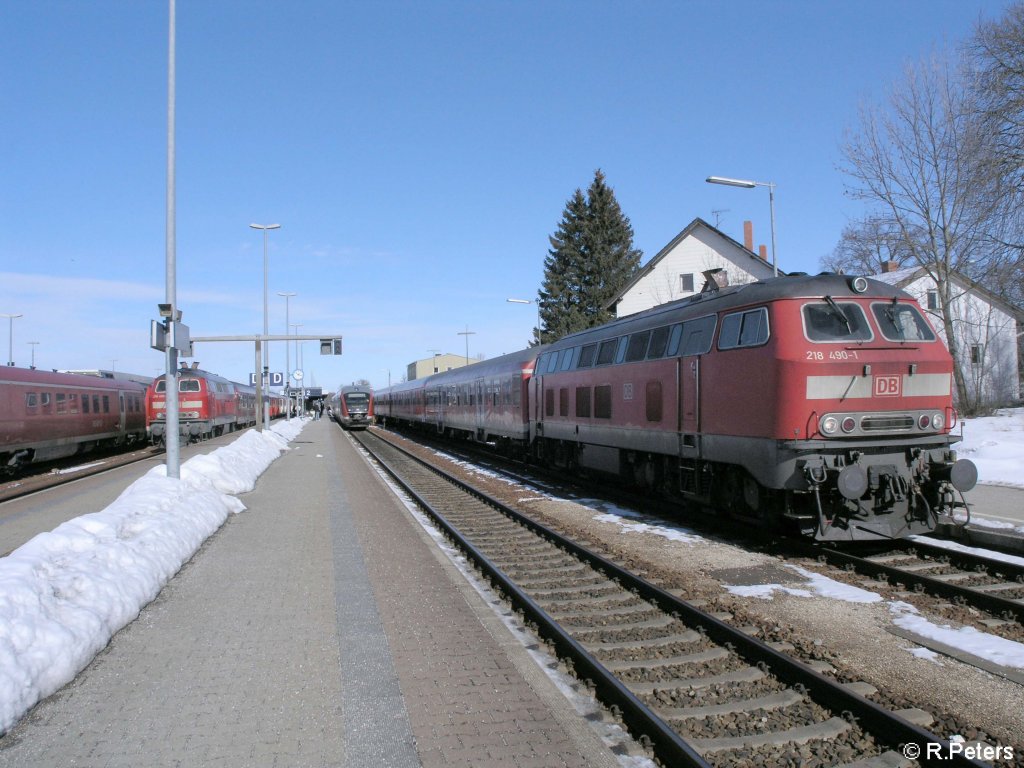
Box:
874 375 902 397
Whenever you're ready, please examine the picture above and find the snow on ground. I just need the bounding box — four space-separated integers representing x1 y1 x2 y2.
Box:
0 418 305 735
956 407 1024 490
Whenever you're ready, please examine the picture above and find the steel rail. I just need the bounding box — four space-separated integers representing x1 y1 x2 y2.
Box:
818 547 1024 624
356 430 986 768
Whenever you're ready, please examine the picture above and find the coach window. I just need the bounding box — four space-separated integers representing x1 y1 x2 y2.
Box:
596 339 617 366
559 347 578 371
647 326 670 359
83 395 90 413
102 396 110 413
575 386 592 418
718 308 770 350
68 394 78 414
56 393 67 413
625 331 650 362
26 392 38 408
93 395 100 412
578 344 598 368
559 387 568 417
594 385 612 419
41 393 52 412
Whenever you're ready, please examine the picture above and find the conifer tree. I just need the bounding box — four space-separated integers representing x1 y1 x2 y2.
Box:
537 170 641 344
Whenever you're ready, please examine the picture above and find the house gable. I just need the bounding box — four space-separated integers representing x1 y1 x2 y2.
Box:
611 218 777 317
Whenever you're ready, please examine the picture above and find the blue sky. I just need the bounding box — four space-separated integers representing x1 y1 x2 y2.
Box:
0 0 1009 392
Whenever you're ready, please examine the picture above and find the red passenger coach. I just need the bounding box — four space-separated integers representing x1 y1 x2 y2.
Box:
0 367 147 474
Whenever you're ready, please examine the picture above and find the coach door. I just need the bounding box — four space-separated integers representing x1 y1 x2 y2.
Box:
118 392 127 435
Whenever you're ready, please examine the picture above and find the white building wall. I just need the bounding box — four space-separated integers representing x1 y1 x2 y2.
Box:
617 228 772 317
901 275 1020 405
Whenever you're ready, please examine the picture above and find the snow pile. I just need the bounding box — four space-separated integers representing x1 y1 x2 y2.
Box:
0 419 305 735
956 407 1024 489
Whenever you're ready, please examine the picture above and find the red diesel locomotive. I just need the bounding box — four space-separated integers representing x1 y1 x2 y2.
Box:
147 363 259 443
376 273 976 541
1 367 147 474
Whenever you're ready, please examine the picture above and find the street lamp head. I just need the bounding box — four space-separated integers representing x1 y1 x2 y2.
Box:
249 223 281 230
706 176 757 189
506 298 532 305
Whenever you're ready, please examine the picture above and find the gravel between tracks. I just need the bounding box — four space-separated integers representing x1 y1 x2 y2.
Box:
384 433 1024 753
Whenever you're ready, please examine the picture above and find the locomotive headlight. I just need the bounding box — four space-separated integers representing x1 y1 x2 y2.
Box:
841 417 857 433
821 416 839 435
849 276 869 293
931 412 944 430
918 414 931 430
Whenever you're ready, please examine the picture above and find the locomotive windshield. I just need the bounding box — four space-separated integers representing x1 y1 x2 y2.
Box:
803 301 873 342
871 301 936 342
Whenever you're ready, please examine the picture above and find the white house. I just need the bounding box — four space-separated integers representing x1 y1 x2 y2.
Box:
873 263 1022 409
608 217 777 317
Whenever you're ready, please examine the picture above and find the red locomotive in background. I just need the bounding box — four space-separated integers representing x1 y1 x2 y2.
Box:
0 367 147 474
376 273 977 541
147 362 285 443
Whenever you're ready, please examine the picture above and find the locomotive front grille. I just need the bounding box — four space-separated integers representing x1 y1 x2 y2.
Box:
861 415 914 432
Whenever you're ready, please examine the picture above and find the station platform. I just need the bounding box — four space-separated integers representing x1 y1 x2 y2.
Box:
0 419 626 767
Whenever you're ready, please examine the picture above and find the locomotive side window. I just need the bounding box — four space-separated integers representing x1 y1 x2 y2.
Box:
646 326 670 359
594 385 612 418
803 302 872 342
559 388 568 417
680 315 716 356
718 308 770 350
871 302 936 342
625 331 650 362
596 339 618 366
615 336 629 363
578 344 598 368
545 389 555 417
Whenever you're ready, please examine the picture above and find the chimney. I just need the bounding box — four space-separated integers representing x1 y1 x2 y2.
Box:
759 245 768 261
743 220 754 252
882 260 900 273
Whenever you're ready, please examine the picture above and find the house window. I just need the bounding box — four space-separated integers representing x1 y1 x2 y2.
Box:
927 290 939 310
970 344 984 366
680 273 695 293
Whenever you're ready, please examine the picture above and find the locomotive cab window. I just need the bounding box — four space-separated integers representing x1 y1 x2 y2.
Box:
180 379 201 392
718 307 770 350
871 302 936 342
802 301 872 343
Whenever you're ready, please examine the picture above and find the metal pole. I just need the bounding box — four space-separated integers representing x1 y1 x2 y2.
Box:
278 292 295 420
768 182 778 277
165 0 180 478
254 340 263 431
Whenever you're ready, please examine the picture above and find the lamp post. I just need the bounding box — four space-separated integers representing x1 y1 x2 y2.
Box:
1 313 22 366
291 322 303 416
706 175 777 276
27 341 39 368
250 222 281 429
278 291 296 420
506 297 540 344
457 325 475 367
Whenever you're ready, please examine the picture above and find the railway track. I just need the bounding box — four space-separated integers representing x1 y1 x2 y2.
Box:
354 429 986 768
813 540 1024 627
383 425 1024 632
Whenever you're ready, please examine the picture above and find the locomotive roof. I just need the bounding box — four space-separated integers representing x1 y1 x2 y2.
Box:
545 273 911 351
